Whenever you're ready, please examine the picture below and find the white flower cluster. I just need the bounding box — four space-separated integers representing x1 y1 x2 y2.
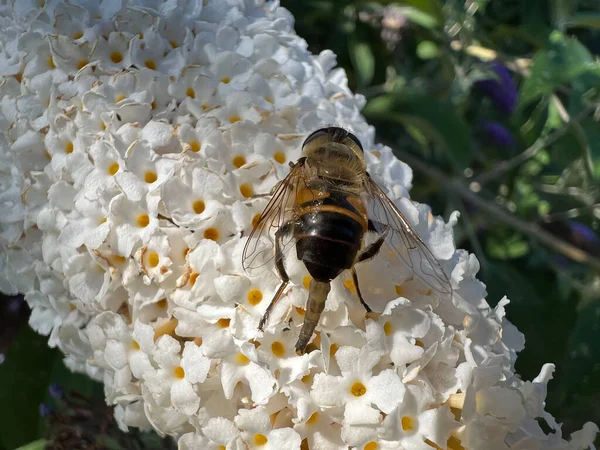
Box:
0 0 597 449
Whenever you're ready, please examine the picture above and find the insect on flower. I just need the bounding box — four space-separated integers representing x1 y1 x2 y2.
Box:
243 127 452 354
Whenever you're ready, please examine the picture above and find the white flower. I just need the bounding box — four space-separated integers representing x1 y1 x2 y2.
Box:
179 417 245 450
0 0 596 448
235 406 301 450
311 346 405 425
379 384 459 449
220 341 277 405
143 336 210 416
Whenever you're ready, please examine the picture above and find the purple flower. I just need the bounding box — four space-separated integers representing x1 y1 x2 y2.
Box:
480 120 516 148
568 221 600 250
474 62 518 116
49 383 64 399
39 403 54 417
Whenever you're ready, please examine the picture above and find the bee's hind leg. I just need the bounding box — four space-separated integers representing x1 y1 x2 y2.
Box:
258 222 292 330
351 268 371 313
357 223 388 263
352 224 389 312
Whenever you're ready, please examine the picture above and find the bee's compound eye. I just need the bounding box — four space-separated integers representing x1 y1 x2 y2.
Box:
345 132 364 153
303 128 332 147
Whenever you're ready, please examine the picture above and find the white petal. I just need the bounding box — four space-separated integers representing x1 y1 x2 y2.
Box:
171 379 200 416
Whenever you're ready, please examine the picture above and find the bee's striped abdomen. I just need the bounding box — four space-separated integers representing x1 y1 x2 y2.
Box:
294 187 366 282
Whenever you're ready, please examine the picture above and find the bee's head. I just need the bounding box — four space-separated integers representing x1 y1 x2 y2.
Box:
302 127 365 166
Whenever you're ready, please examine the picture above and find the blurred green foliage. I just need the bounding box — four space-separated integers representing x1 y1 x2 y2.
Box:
283 0 600 438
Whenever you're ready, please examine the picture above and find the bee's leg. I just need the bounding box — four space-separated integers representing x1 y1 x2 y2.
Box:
258 222 293 330
351 224 389 312
357 224 389 263
351 268 371 313
249 180 284 199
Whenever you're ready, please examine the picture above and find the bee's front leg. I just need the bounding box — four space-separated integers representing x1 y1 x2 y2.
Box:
258 221 293 331
248 180 283 200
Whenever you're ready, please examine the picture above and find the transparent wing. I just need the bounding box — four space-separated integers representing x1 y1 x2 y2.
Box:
362 176 452 297
242 160 306 276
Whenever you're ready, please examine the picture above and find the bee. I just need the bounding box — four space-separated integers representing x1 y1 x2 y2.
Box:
243 126 451 354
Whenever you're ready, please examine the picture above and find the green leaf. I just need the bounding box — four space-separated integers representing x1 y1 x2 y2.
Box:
564 12 600 29
376 0 443 23
0 326 102 449
397 6 438 29
519 33 600 108
363 93 472 170
559 298 600 399
0 327 55 449
550 0 575 28
486 234 530 259
348 32 375 87
416 41 439 60
581 118 600 180
15 440 48 450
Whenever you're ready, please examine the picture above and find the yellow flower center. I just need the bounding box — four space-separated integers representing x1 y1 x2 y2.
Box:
229 115 242 123
131 340 140 350
253 434 268 446
217 318 230 328
350 381 367 397
137 214 150 227
273 152 286 164
65 141 74 154
232 155 246 168
383 321 393 336
189 272 199 285
203 227 219 241
247 289 263 305
153 318 178 341
47 56 56 69
156 299 167 309
115 94 126 103
144 171 158 183
235 353 250 365
186 87 195 98
170 40 179 48
112 254 125 263
271 341 285 358
107 161 119 175
110 51 123 63
401 415 416 431
173 366 185 379
73 31 83 39
343 279 356 293
145 60 157 70
220 76 231 84
306 412 319 424
190 140 201 152
329 343 339 357
240 184 253 198
193 200 205 214
365 442 379 450
76 59 88 70
151 101 157 110
147 252 159 268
